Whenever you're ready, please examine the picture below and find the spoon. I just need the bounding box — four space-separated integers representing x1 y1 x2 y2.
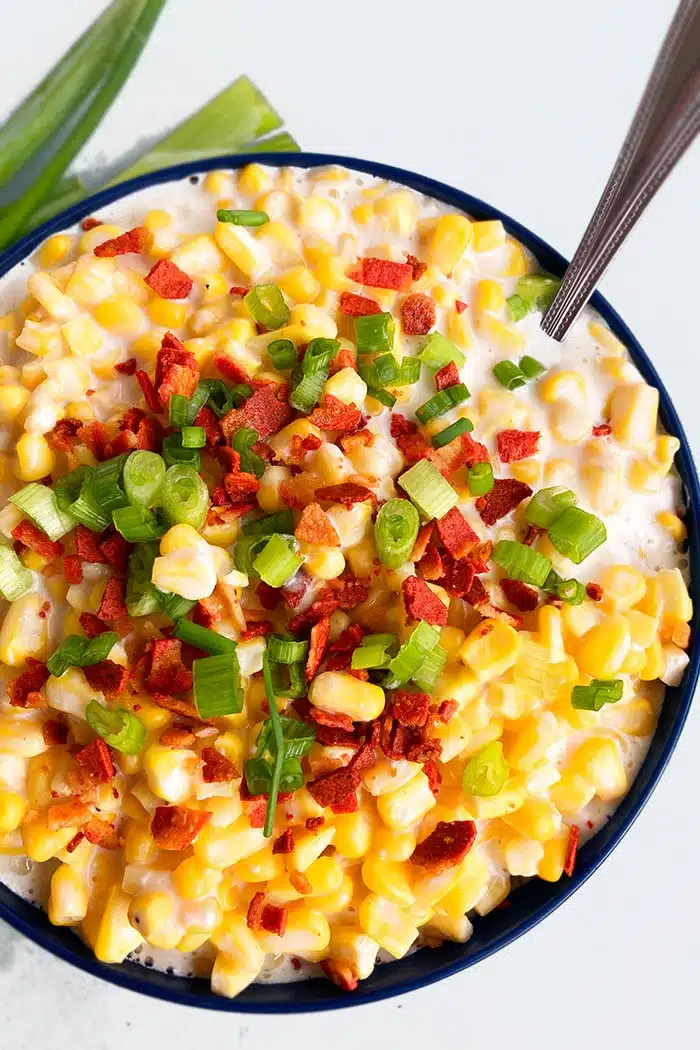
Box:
541 0 700 341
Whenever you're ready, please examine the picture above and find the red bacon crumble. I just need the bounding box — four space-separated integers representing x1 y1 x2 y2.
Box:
221 383 292 440
229 285 249 297
523 525 543 548
224 471 260 504
411 523 434 562
11 521 63 561
306 616 331 681
76 738 115 783
405 253 427 281
84 661 130 695
402 575 448 626
436 507 479 558
114 357 137 376
455 300 468 314
144 639 193 695
435 551 475 597
410 819 477 873
586 582 603 602
311 708 354 732
477 478 532 525
338 291 381 316
99 534 130 575
75 526 106 564
247 892 266 930
501 578 539 612
288 597 340 635
325 575 370 609
390 414 417 438
155 333 199 402
261 903 287 937
145 259 193 300
151 805 211 850
8 659 49 709
592 424 612 438
307 764 361 814
435 361 460 391
308 396 362 434
214 354 250 384
81 217 101 231
79 612 110 638
96 577 127 623
94 226 151 257
424 759 442 797
295 503 340 547
430 431 490 476
396 431 430 463
84 818 119 849
437 699 458 723
42 719 69 746
49 417 81 454
419 541 444 581
201 747 238 783
392 691 430 727
193 405 222 446
272 828 295 855
354 257 413 291
400 293 436 335
135 369 164 414
564 823 580 876
314 482 373 506
321 960 359 993
497 429 540 463
241 620 273 641
305 816 325 831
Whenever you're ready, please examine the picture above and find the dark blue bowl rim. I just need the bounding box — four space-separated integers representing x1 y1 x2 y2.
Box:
0 152 697 1013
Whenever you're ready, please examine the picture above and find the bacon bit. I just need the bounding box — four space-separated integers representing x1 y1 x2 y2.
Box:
419 541 444 581
434 361 460 391
563 823 580 876
435 551 475 597
193 405 222 447
221 383 291 440
42 719 69 746
392 691 430 727
272 828 295 855
314 482 373 506
592 424 612 438
151 805 211 850
405 253 427 281
455 300 468 314
159 726 196 748
523 526 543 548
229 285 249 297
339 429 372 453
409 524 433 563
307 765 360 813
282 570 313 610
311 708 354 732
96 577 127 623
306 816 325 831
65 832 85 854
119 407 146 433
246 892 266 930
325 575 370 609
241 620 274 641
8 659 49 709
497 429 540 463
410 819 477 873
113 358 137 379
586 582 603 602
253 583 281 613
201 747 238 783
478 478 532 525
328 624 365 655
149 692 204 724
437 699 458 724
47 800 91 830
308 396 362 434
261 903 287 936
48 417 81 454
338 291 381 316
302 434 322 453
144 638 193 695
145 259 193 300
402 575 448 626
79 612 110 638
321 960 359 992
436 507 479 558
11 520 63 561
289 871 313 895
390 414 418 438
500 578 539 612
214 354 250 384
99 533 130 575
423 758 442 797
83 660 130 695
94 226 151 257
243 795 268 829
224 471 260 504
306 616 331 681
354 257 413 291
155 333 199 402
135 369 164 414
76 738 115 783
193 593 224 628
430 431 490 476
74 526 106 564
84 818 119 849
401 293 436 335
295 503 340 547
287 596 340 636
81 217 102 231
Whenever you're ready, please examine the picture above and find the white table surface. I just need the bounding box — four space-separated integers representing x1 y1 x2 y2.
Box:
1 1 698 1046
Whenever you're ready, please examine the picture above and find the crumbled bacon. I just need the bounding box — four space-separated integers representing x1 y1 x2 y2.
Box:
314 482 373 506
7 659 49 709
419 541 444 581
405 253 427 281
201 747 238 783
402 575 448 626
151 805 211 850
155 332 199 403
430 431 490 476
11 521 63 561
75 738 114 783
83 660 130 694
324 575 370 609
477 478 532 525
47 800 91 830
193 405 222 446
592 424 612 438
96 577 127 623
295 503 340 547
321 960 359 992
288 597 340 634
224 471 260 503
145 259 193 300
306 816 325 831
144 639 193 695
261 903 287 936
221 383 291 440
306 616 331 681
272 828 295 855
79 611 110 638
338 291 381 316
396 432 430 463
307 765 360 813
213 354 250 384
435 507 479 558
497 429 540 463
563 823 580 876
392 691 430 728
586 582 603 602
114 358 137 376
135 369 164 414
423 758 442 797
42 718 69 746
500 578 539 612
353 257 413 290
310 708 354 732
308 396 362 434
160 727 196 748
434 361 460 391
435 551 475 597
455 300 468 314
99 533 131 575
437 699 458 723
390 413 417 438
84 818 119 849
94 226 151 257
400 293 436 335
410 819 477 872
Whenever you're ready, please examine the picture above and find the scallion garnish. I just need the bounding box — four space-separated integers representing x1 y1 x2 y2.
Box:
162 432 201 470
289 337 339 412
154 588 196 620
571 679 623 711
519 355 547 379
547 507 607 564
267 634 309 665
92 454 129 514
181 426 206 449
417 332 466 371
217 208 269 227
412 644 448 691
267 338 297 371
516 273 561 313
493 360 527 390
125 542 160 617
354 312 394 354
234 533 271 577
367 386 397 409
193 652 244 719
85 700 146 754
244 283 290 330
68 471 111 532
393 357 421 386
399 460 458 521
374 498 419 570
0 545 33 601
161 465 209 529
55 465 90 513
253 534 303 588
112 504 164 543
467 462 494 496
262 652 285 836
123 451 166 508
431 417 474 449
270 660 308 698
462 741 510 797
386 621 441 688
233 427 265 478
47 632 118 678
506 293 529 322
242 510 294 536
416 383 470 425
169 393 190 428
10 484 76 541
173 619 238 655
492 540 552 587
526 487 578 529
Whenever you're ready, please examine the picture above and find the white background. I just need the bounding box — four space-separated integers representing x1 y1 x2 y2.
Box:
0 1 699 1046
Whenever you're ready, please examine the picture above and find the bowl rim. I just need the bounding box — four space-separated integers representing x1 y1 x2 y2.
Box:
0 151 697 1013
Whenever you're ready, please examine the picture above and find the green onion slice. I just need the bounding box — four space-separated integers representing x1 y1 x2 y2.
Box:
85 700 146 754
193 651 244 720
416 383 470 426
161 465 209 530
268 633 309 665
571 679 623 711
125 542 160 617
354 312 394 354
462 741 510 797
47 632 118 678
516 273 561 312
173 619 238 655
123 451 166 508
0 545 33 601
267 338 297 371
169 393 189 428
262 652 285 836
233 427 265 478
492 540 552 587
68 471 111 532
154 588 196 620
244 283 290 330
399 460 458 521
519 355 547 379
55 465 90 513
217 208 269 227
92 454 129 514
374 498 419 570
162 432 201 471
412 644 448 691
506 293 529 322
393 357 422 386
417 332 465 371
386 622 441 688
112 505 164 543
243 510 294 536
270 660 308 698
181 426 206 449
431 418 474 449
367 386 397 409
493 360 526 390
10 484 76 541
547 507 607 564
253 534 303 588
467 462 494 497
526 486 578 529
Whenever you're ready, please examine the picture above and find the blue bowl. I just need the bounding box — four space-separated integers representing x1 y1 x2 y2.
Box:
0 153 697 1012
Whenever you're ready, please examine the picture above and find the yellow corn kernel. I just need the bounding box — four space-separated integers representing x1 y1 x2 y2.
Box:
621 612 657 654
549 771 594 817
297 197 341 234
324 367 367 406
603 697 655 736
27 272 77 320
640 638 665 681
374 191 418 236
274 265 319 305
211 954 260 998
600 565 646 612
539 370 586 404
288 824 336 873
309 671 385 722
257 905 331 960
93 886 144 963
439 851 490 919
171 856 222 901
332 807 374 860
655 511 686 542
16 433 54 482
147 298 189 329
503 797 562 844
576 614 631 678
60 315 104 358
214 221 270 281
0 593 50 668
609 383 658 449
469 780 526 821
304 856 344 898
619 648 646 676
194 819 266 870
352 202 374 225
48 864 88 926
0 384 29 423
481 313 528 353
427 214 473 274
78 223 121 253
538 605 566 663
510 459 540 486
472 219 506 253
361 855 414 907
143 745 197 803
652 435 680 474
38 234 73 268
588 319 625 357
474 279 505 316
0 789 27 833
255 464 288 513
570 736 627 801
376 771 436 831
328 926 380 981
202 170 231 196
21 819 76 863
126 892 182 950
500 238 529 277
121 822 158 866
373 824 416 863
237 163 272 196
159 522 206 554
535 826 570 883
15 318 62 358
232 844 284 886
93 295 144 336
359 894 418 959
657 567 693 624
299 543 345 581
504 711 562 773
460 618 520 682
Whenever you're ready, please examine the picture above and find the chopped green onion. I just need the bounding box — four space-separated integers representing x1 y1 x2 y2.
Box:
68 472 111 532
467 462 494 497
399 460 458 521
123 451 166 508
233 427 265 478
125 542 160 617
10 484 76 541
55 465 90 513
519 355 547 379
173 619 238 655
217 209 269 227
244 284 290 330
85 700 146 754
360 633 398 650
526 487 578 529
154 589 196 620
516 273 561 312
161 465 209 529
243 510 294 536
193 652 244 719
462 741 510 797
92 454 129 514
47 632 118 678
185 383 210 424
289 338 339 413
245 708 315 798
169 393 190 427
555 576 586 605
493 540 552 587
112 505 164 543
571 679 623 711
262 652 285 836
267 338 297 371
506 293 529 322
547 507 607 564
416 383 470 425
253 534 303 588
386 622 441 688
268 634 309 665
351 644 392 670
354 312 394 354
367 386 397 409
0 545 33 601
393 357 422 386
493 360 526 390
373 353 400 386
303 338 340 373
234 534 270 576
412 644 448 691
270 660 307 698
198 378 252 418
417 332 465 371
162 433 201 470
431 417 474 449
181 426 206 449
374 498 419 570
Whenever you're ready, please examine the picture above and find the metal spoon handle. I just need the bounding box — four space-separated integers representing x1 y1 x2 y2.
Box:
541 0 700 341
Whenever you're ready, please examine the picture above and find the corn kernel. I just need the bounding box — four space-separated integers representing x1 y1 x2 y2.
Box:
460 618 520 682
0 789 27 833
210 912 266 971
211 955 260 999
324 367 367 406
656 511 686 542
375 191 418 236
94 295 144 336
48 864 88 926
0 384 29 423
427 214 473 274
576 614 631 678
309 671 385 722
599 565 646 612
376 771 436 830
503 797 562 843
609 383 658 449
472 220 506 253
570 736 627 800
194 819 266 869
38 234 73 269
362 855 414 907
359 894 419 959
474 279 505 316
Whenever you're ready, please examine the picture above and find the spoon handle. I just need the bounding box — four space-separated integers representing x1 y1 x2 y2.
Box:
541 0 700 341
